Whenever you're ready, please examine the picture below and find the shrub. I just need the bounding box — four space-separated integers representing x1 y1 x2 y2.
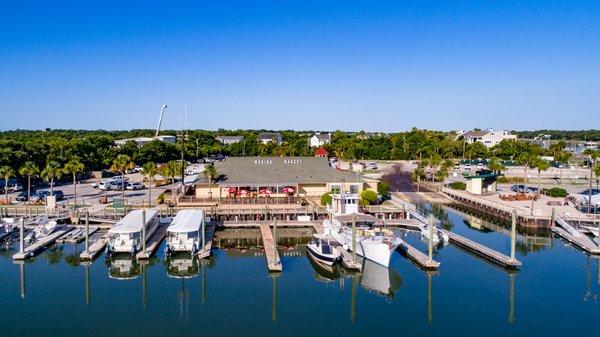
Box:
360 190 378 205
157 192 165 204
377 180 390 196
320 192 333 206
543 187 567 198
450 181 466 190
497 176 524 183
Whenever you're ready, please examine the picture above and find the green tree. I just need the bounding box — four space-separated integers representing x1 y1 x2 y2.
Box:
533 157 550 194
360 189 378 205
41 161 63 193
0 165 15 203
110 154 134 204
141 162 158 206
203 163 218 199
377 180 390 196
320 191 333 206
64 158 85 207
19 161 39 204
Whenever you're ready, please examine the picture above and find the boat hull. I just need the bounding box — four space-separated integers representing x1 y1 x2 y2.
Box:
306 244 339 266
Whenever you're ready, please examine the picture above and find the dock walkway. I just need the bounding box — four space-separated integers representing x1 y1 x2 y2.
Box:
13 226 73 260
198 223 216 259
136 223 163 259
80 234 109 260
397 241 440 269
259 223 282 272
443 230 521 268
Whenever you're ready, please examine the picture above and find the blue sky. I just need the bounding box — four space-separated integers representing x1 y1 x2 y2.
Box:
1 1 599 132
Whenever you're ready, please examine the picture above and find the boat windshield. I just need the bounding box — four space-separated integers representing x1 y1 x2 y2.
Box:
321 241 332 255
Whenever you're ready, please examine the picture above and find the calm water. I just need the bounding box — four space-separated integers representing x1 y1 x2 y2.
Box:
1 208 599 337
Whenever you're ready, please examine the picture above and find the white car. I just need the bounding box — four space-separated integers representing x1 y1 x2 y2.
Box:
126 182 145 190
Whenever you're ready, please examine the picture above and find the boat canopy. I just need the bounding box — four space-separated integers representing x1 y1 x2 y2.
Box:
167 210 204 233
109 209 158 234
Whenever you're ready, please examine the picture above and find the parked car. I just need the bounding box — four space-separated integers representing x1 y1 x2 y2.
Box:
511 184 526 193
367 163 378 170
464 163 472 170
126 182 145 190
15 191 29 202
32 190 64 202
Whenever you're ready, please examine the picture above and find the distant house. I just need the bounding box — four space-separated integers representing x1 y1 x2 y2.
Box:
309 133 331 147
114 135 176 147
216 136 244 145
315 147 329 158
258 132 282 145
356 132 384 140
462 129 517 148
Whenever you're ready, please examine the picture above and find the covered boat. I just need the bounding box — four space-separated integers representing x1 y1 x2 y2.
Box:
165 210 205 256
107 209 158 256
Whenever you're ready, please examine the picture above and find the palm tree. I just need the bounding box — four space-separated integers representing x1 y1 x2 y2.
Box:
0 166 15 203
159 160 180 197
110 154 135 205
41 161 63 193
141 162 158 206
64 158 85 207
19 161 39 204
487 156 506 175
516 152 535 191
203 163 218 200
534 157 550 194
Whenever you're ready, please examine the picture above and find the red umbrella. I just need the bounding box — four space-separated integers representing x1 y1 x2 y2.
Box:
259 189 272 196
227 187 237 194
239 189 248 196
283 187 294 194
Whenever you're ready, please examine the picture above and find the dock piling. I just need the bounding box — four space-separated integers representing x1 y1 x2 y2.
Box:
510 211 516 262
85 211 90 254
19 217 24 255
352 215 357 264
142 210 147 253
428 214 434 262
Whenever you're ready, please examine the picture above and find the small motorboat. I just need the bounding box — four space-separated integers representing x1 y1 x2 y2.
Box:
420 224 449 245
24 219 59 244
306 234 341 266
0 218 16 241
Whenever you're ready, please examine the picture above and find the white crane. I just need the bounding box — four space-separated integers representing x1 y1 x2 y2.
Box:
155 104 168 137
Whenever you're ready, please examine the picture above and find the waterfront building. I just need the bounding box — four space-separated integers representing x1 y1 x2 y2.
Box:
315 147 329 158
192 156 378 201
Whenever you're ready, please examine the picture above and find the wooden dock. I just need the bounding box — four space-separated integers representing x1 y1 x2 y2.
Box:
443 230 522 268
197 223 216 259
335 246 362 271
259 223 282 272
397 240 440 269
136 223 164 259
13 226 74 260
57 226 99 243
80 233 109 260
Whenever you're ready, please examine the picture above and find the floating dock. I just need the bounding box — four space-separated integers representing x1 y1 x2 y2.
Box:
397 241 440 269
136 222 164 259
552 217 600 254
198 223 216 259
443 230 522 268
259 223 282 272
335 246 362 271
80 234 109 260
13 226 74 260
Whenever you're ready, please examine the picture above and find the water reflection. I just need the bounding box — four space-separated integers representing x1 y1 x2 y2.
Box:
106 255 142 280
165 254 199 279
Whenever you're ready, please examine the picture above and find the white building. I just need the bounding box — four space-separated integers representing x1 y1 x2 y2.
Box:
309 133 331 147
258 132 282 145
114 135 176 147
462 129 517 148
216 136 244 145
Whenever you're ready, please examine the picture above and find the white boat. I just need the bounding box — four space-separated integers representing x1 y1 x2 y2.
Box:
581 225 600 237
324 193 402 268
306 233 341 266
165 210 205 256
107 210 158 255
419 224 449 245
0 218 16 241
24 218 59 244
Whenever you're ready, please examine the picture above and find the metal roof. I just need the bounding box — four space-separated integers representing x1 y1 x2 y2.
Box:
167 210 204 233
196 156 362 186
334 213 379 223
109 209 157 234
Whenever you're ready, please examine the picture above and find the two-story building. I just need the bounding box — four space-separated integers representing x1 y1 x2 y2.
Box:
309 133 331 147
462 129 517 148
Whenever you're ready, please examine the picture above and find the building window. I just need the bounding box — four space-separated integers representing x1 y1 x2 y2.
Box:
350 185 358 194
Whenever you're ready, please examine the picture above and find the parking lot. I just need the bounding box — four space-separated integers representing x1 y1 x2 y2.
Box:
2 173 177 207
